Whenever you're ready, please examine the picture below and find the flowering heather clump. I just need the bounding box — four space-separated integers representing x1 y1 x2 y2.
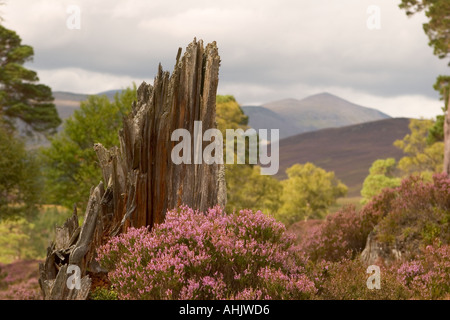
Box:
297 174 450 262
298 205 371 262
97 206 316 300
397 243 450 299
374 174 450 251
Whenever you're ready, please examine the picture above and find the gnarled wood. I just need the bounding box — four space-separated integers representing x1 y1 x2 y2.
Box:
39 39 226 299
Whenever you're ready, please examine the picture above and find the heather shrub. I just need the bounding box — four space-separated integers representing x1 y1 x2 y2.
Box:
298 205 374 262
308 258 411 300
97 206 316 300
397 243 449 299
297 174 450 262
373 174 450 254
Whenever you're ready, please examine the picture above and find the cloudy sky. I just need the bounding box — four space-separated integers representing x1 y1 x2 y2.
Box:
1 0 448 118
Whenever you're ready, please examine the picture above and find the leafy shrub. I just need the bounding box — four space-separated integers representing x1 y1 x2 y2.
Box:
277 163 348 223
0 218 37 263
0 126 41 220
97 206 316 300
360 158 401 204
42 87 137 209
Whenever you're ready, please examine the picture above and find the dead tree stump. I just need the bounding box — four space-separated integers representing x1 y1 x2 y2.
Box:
39 39 226 300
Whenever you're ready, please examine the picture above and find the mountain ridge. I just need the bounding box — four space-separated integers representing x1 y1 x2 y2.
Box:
242 92 390 139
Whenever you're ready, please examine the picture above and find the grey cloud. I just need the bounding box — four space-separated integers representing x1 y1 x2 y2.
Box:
3 0 448 110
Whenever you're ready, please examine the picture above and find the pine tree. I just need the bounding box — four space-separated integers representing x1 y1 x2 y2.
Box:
0 24 61 134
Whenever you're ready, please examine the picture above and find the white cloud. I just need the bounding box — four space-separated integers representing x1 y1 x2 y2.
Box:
347 93 444 119
36 68 147 94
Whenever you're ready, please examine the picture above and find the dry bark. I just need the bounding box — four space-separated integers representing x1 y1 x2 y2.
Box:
39 39 226 299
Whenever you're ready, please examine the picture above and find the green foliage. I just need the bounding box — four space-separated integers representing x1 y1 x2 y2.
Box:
368 158 397 176
399 0 450 63
277 163 347 225
41 87 136 209
216 95 283 215
427 114 444 145
433 75 450 110
0 24 60 133
216 95 249 132
0 206 70 263
90 287 119 300
0 125 40 220
28 206 72 258
362 118 445 205
394 119 444 176
215 94 252 163
361 158 402 204
0 218 36 263
225 165 282 215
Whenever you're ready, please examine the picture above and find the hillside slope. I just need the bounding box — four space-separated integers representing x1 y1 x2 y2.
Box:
277 118 410 196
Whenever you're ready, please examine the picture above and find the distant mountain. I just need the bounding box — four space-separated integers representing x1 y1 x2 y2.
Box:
276 118 410 196
241 106 301 139
242 92 390 139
